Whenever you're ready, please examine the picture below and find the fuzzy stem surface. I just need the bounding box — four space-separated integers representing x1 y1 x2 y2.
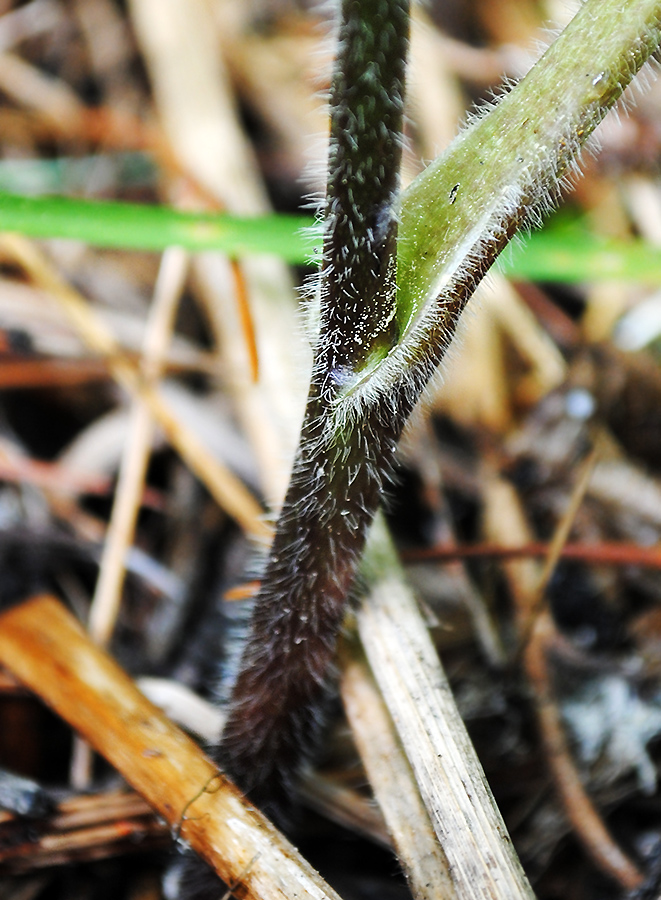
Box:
217 0 661 824
371 0 661 412
216 0 411 819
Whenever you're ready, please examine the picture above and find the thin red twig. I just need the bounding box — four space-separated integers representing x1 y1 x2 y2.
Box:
403 541 661 569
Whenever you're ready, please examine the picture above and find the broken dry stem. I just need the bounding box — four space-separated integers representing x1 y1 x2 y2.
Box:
89 246 189 647
524 613 643 890
0 595 343 900
482 473 643 889
359 520 535 900
298 774 391 850
341 646 457 900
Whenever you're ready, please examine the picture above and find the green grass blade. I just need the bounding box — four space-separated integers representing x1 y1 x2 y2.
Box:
1 191 660 286
500 224 661 285
0 192 317 264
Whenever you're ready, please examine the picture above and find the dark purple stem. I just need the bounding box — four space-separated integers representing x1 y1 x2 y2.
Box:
215 0 411 820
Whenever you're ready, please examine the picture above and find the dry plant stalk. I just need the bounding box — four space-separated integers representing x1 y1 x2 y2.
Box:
72 246 189 789
0 790 168 872
0 232 270 540
482 472 643 890
129 0 304 509
0 595 343 900
524 613 643 891
340 647 457 900
359 521 535 900
298 775 391 849
89 246 189 646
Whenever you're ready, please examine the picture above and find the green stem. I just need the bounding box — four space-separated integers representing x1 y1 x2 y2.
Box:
362 0 661 414
216 0 661 822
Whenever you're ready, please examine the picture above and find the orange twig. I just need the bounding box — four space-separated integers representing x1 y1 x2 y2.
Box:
230 259 260 383
0 789 167 873
0 353 223 390
482 466 644 889
0 595 342 900
403 540 661 570
524 613 644 891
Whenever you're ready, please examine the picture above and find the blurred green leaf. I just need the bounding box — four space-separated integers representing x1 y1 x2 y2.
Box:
499 221 661 284
0 192 318 264
1 192 661 286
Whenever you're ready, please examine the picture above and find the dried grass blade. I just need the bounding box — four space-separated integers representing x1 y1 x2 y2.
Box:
0 233 270 540
360 521 536 900
341 647 457 900
0 595 344 900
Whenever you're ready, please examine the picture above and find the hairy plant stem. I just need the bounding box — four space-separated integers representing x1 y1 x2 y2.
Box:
386 0 661 406
216 0 410 818
216 0 661 821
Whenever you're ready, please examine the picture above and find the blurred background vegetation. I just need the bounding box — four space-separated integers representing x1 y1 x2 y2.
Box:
2 2 661 899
